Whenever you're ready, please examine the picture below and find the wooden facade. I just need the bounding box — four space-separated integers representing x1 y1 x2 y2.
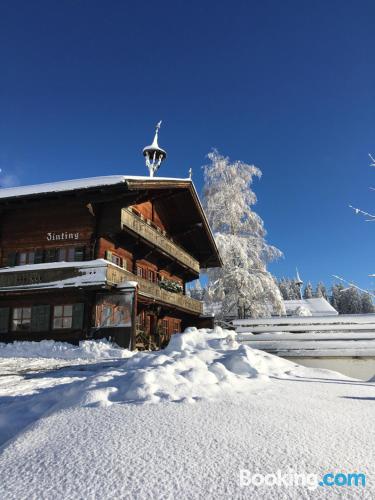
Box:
0 176 221 349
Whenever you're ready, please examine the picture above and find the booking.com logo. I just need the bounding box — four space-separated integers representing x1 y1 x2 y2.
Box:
239 469 366 490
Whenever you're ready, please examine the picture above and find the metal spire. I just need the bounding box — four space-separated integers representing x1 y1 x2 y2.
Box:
295 268 303 299
142 121 167 177
295 268 303 285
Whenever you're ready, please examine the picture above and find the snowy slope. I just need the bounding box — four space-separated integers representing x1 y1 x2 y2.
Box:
0 328 374 499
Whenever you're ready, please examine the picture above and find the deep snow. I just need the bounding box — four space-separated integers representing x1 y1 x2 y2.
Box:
0 328 374 499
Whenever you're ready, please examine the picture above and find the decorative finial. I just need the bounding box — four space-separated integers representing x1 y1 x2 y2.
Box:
295 268 303 299
188 167 193 179
295 268 303 285
142 121 167 177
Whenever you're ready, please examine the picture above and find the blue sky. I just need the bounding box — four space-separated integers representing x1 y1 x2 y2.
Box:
0 0 374 292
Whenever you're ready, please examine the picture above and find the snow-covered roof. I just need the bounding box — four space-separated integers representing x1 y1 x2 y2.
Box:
283 298 338 316
0 175 191 200
207 297 338 320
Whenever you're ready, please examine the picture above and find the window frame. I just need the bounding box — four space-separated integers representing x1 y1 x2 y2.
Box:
11 307 32 332
173 321 180 333
53 304 74 330
111 253 123 267
161 319 169 335
18 250 35 266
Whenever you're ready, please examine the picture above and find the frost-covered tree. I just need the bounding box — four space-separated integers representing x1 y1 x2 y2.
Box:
315 282 328 299
339 287 362 314
278 278 303 300
203 150 285 319
331 283 344 312
331 282 374 314
291 279 303 300
188 279 204 301
303 282 313 299
278 278 293 300
361 292 375 313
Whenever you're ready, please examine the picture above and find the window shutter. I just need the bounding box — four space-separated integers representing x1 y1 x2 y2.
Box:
34 249 44 264
105 250 112 262
72 303 84 330
0 308 10 333
31 305 50 332
7 252 17 267
74 247 85 261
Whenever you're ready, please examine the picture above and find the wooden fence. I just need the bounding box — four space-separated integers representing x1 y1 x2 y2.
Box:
233 314 375 334
233 315 375 359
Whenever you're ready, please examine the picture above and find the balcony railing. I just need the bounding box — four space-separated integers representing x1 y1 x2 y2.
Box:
121 208 200 274
106 265 203 315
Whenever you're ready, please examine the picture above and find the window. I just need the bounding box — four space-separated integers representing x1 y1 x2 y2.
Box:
147 269 156 282
7 250 43 267
74 247 85 261
173 321 180 333
12 307 31 331
11 247 86 265
162 320 169 335
57 247 84 262
137 266 156 282
45 248 58 263
111 254 122 267
53 305 73 329
137 266 144 277
105 250 123 267
18 251 35 265
136 266 147 279
58 248 66 261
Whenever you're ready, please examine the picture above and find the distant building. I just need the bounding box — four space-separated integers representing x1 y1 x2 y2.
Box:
282 297 338 317
204 296 338 321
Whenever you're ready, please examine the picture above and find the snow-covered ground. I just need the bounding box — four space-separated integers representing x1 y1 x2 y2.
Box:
0 328 374 499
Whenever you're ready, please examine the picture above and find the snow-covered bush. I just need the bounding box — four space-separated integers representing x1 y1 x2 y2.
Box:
294 306 312 317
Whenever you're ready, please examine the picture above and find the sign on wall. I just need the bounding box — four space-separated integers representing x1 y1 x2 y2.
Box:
46 232 80 241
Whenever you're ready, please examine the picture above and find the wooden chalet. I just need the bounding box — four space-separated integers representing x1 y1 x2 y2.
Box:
0 174 221 349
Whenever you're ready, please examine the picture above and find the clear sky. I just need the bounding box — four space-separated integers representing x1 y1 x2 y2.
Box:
0 1 374 292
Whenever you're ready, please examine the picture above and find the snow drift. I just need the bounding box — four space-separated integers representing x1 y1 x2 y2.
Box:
0 338 131 360
0 327 352 452
65 327 310 406
1 327 311 410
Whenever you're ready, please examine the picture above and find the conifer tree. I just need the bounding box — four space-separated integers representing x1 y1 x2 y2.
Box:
315 282 328 299
303 282 313 299
361 292 375 313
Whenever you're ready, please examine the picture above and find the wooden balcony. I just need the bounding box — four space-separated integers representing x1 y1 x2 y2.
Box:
106 265 203 315
0 260 203 316
121 208 200 274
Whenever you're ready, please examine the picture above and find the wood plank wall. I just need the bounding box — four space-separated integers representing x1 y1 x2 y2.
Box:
0 203 95 265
